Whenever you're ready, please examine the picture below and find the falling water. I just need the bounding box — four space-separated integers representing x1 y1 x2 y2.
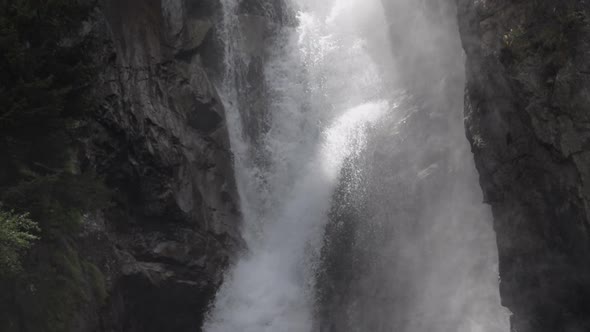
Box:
204 0 508 331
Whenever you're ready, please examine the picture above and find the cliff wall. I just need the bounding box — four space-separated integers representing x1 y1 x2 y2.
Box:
457 1 590 330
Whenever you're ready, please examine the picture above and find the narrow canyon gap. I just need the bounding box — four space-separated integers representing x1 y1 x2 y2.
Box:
203 0 509 331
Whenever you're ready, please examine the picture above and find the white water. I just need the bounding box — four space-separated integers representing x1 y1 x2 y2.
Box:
204 0 508 331
204 0 393 331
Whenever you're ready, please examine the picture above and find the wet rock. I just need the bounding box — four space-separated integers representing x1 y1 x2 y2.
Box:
70 0 243 330
457 0 590 330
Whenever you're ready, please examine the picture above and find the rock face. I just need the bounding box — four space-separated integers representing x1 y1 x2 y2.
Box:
75 0 242 331
457 0 590 331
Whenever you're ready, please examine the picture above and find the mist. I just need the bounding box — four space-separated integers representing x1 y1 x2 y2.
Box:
204 0 510 331
317 0 510 330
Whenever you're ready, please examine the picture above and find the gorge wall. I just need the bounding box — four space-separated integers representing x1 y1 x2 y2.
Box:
457 0 590 331
85 0 242 330
63 0 292 330
93 1 590 330
3 0 590 331
2 0 242 331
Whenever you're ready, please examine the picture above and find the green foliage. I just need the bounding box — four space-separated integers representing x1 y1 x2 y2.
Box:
0 0 96 186
11 242 108 332
502 26 530 62
503 26 527 49
0 209 39 275
84 261 107 305
2 173 111 233
0 1 112 330
0 0 108 227
32 243 88 331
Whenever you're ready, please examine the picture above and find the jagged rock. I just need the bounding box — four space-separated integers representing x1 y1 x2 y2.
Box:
62 0 298 330
457 0 590 330
70 0 243 331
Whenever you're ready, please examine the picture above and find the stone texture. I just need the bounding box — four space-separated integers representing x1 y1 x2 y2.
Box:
457 0 590 330
72 0 243 330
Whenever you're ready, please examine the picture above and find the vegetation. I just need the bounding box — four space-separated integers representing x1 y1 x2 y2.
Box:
0 0 96 187
0 209 39 275
0 0 102 257
0 0 111 330
17 242 108 331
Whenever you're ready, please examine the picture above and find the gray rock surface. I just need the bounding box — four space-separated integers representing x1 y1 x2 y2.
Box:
457 0 590 330
75 0 243 330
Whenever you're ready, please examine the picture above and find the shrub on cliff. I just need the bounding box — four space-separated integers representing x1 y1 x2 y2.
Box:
0 0 96 185
0 209 39 276
0 1 111 330
0 0 109 225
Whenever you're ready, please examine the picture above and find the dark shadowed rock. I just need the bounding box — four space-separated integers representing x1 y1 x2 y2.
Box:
70 0 243 330
457 0 590 330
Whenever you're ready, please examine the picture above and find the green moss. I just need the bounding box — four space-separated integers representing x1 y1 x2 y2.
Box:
22 244 82 331
503 26 527 48
0 1 111 330
83 261 107 305
502 26 529 60
2 173 111 233
12 242 108 332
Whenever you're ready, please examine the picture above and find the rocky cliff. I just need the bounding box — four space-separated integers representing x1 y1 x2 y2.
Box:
457 0 590 331
80 1 244 330
4 0 245 331
0 0 299 330
5 0 590 331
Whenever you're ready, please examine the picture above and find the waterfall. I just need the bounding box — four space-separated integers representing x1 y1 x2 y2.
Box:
204 0 509 331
